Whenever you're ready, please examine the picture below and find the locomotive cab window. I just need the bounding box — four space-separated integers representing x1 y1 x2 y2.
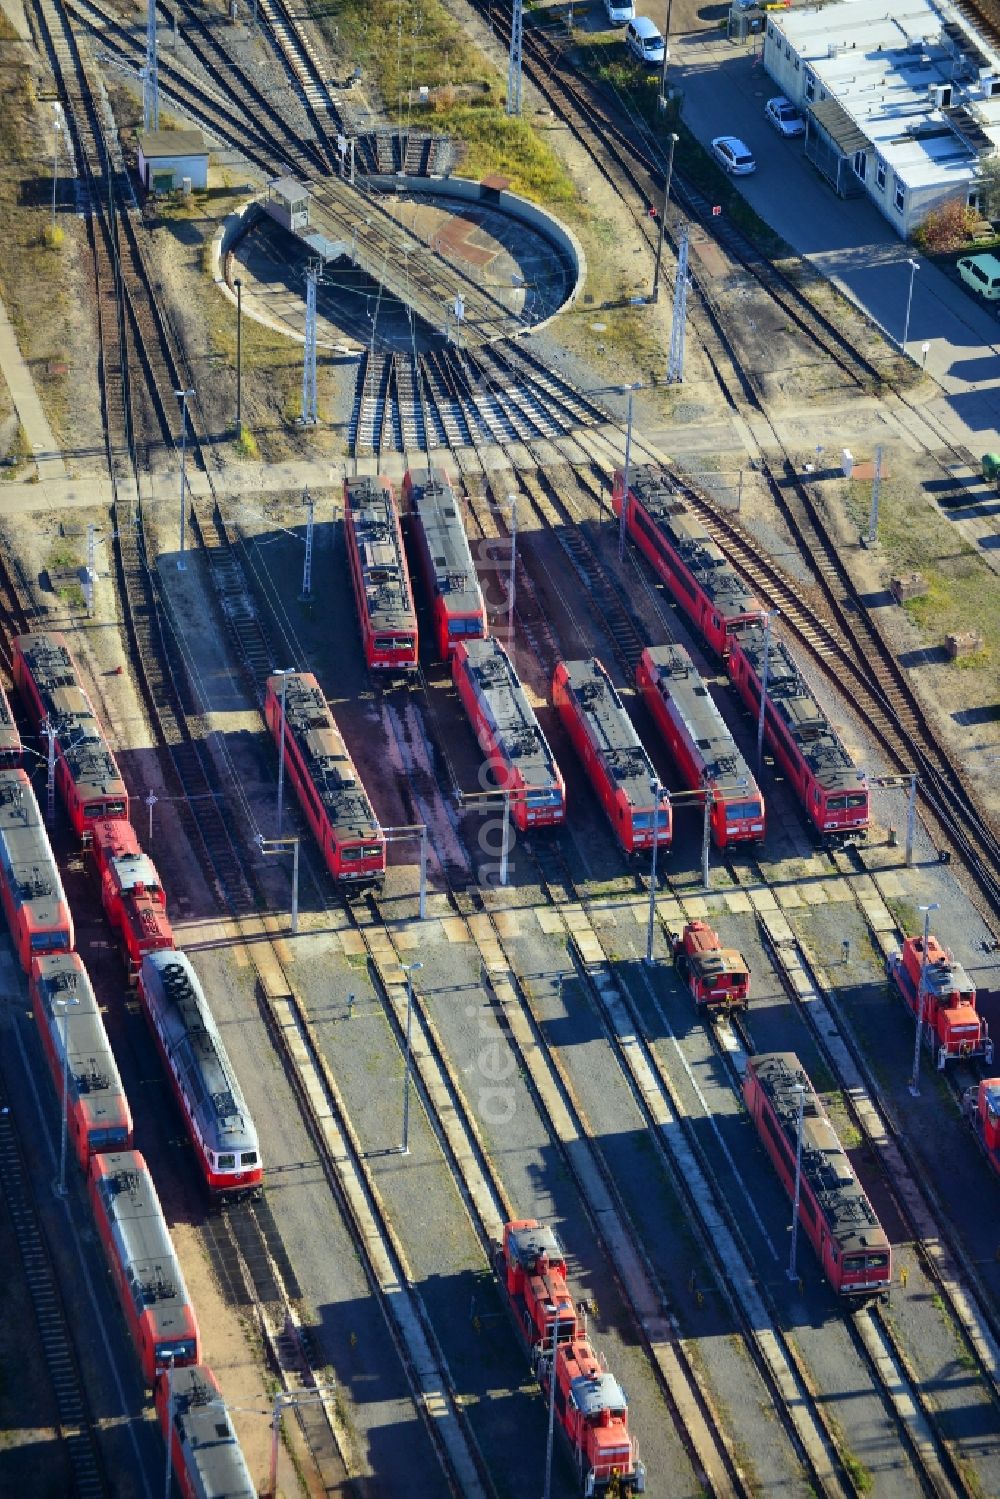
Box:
217 1153 236 1169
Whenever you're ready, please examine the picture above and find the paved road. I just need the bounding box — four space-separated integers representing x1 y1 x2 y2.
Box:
666 26 1000 455
0 292 66 481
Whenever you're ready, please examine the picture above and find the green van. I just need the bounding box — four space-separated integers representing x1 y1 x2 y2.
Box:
957 252 1000 301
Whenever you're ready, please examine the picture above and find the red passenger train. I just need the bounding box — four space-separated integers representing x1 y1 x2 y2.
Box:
453 639 566 831
887 933 992 1068
636 644 764 847
89 1149 201 1384
0 768 73 968
727 625 869 843
743 1053 891 1296
13 632 128 835
265 672 386 887
29 952 132 1167
343 475 418 671
613 466 762 658
404 466 487 660
552 658 670 855
156 1365 256 1499
497 1220 646 1494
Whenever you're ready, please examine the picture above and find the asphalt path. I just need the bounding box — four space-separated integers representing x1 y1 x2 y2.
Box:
664 26 1000 454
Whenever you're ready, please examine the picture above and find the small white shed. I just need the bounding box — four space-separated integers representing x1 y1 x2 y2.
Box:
136 130 209 193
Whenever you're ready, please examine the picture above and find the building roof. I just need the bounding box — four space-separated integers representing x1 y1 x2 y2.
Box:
269 175 309 204
770 0 1000 189
137 130 208 160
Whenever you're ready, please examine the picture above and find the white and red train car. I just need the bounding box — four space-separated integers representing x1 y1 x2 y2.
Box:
635 644 764 847
612 466 762 659
156 1364 255 1499
453 638 565 831
0 767 73 969
887 933 992 1068
13 631 128 836
963 1078 1000 1178
497 1220 646 1494
552 657 670 855
743 1052 892 1296
727 625 869 844
0 685 22 768
403 466 486 660
29 952 132 1168
265 671 386 887
671 920 750 1011
343 475 418 672
138 950 262 1200
88 1149 201 1384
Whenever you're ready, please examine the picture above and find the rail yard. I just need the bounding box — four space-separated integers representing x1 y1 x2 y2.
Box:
0 0 998 1493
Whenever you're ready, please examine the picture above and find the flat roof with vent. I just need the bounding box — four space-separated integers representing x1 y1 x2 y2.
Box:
768 0 1000 188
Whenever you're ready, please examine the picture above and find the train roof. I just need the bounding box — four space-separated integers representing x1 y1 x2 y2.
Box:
407 468 483 607
507 1220 565 1269
165 1366 256 1499
15 631 77 692
108 851 163 895
641 645 757 794
625 467 760 621
47 688 126 800
272 673 381 841
904 936 975 1002
748 1053 889 1257
559 659 659 809
140 951 258 1158
0 770 68 925
572 1370 627 1419
93 1153 193 1332
344 476 415 632
459 640 560 789
0 686 21 755
737 627 864 793
33 955 127 1123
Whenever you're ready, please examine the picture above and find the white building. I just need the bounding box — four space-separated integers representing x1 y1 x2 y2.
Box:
762 0 1000 238
136 130 209 194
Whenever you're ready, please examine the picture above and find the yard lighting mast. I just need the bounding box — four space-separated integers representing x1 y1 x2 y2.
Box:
145 0 160 131
301 261 323 426
400 962 423 1155
618 384 641 562
909 902 939 1097
786 1080 806 1283
507 0 523 116
174 387 194 570
300 489 315 599
756 609 779 770
651 134 679 304
667 223 689 383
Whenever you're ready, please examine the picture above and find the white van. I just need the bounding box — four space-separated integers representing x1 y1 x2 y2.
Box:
605 0 635 23
625 16 665 65
957 253 1000 302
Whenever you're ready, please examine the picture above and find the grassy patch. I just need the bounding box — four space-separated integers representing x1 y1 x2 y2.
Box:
416 103 576 203
313 0 492 108
234 424 260 459
0 422 31 482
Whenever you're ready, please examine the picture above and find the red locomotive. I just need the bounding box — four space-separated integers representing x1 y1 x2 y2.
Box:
343 475 418 671
264 672 385 887
727 625 869 844
743 1053 892 1296
29 953 132 1167
454 639 566 831
671 920 750 1010
552 658 670 854
101 844 174 980
612 466 762 658
403 466 486 660
963 1079 1000 1178
497 1220 646 1494
89 1149 201 1384
0 768 73 969
887 934 993 1068
91 816 142 881
635 644 764 847
138 950 263 1200
156 1364 255 1499
13 632 128 835
0 685 22 767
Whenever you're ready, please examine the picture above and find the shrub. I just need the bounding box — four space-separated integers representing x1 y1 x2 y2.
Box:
912 198 977 252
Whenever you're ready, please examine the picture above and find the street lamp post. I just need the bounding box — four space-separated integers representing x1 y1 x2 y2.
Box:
256 835 300 935
645 775 662 965
658 0 674 105
273 667 293 838
51 103 64 240
651 134 679 304
756 610 779 770
902 258 919 350
786 1080 806 1283
618 384 641 562
53 990 80 1197
400 962 423 1155
701 777 713 890
500 786 511 888
174 388 195 570
234 277 243 435
909 902 940 1097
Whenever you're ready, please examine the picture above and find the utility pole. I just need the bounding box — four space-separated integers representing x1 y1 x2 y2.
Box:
84 523 97 617
300 490 314 599
234 277 243 435
507 0 523 116
866 444 883 546
50 104 64 240
905 772 917 867
667 222 689 383
400 963 423 1155
645 776 662 965
42 718 56 826
53 991 80 1197
756 610 779 769
144 0 159 131
651 134 679 304
174 388 194 570
274 668 292 837
618 385 639 562
301 260 323 426
541 1315 558 1499
786 1080 805 1283
506 492 517 641
909 902 939 1097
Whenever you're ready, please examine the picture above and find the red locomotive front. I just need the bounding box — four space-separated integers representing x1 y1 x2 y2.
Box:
538 1336 646 1495
888 934 992 1067
672 920 750 1010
